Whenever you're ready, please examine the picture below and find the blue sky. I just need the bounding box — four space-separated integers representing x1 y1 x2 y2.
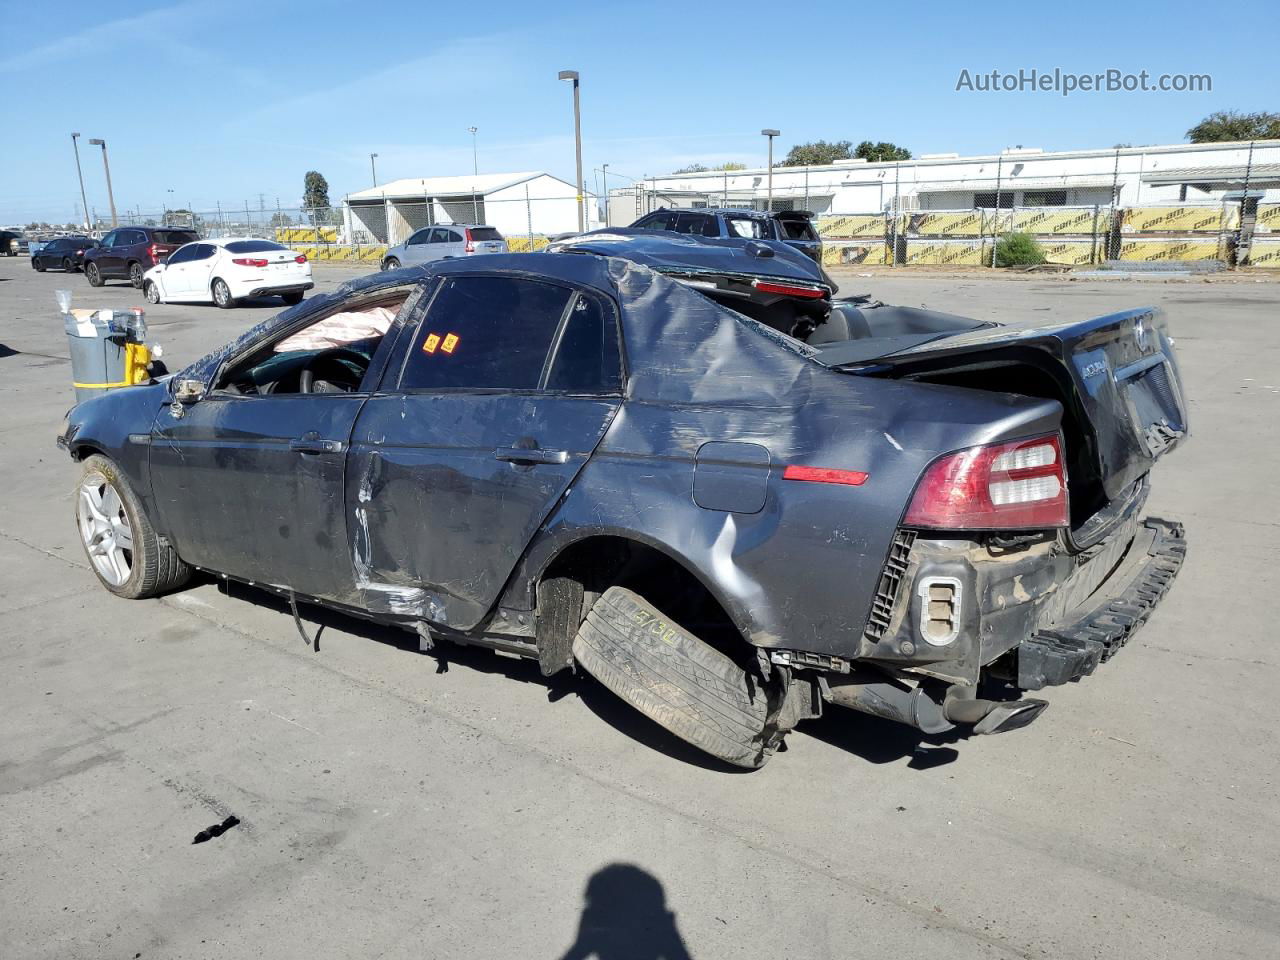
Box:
2 0 1273 223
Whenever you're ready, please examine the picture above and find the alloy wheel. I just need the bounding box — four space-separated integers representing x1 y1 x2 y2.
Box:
78 474 134 586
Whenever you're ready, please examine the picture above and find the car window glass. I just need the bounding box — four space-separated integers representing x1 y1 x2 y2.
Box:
545 294 622 393
428 228 448 243
726 217 766 239
407 229 431 245
400 276 572 391
639 213 674 231
46 240 65 252
225 240 286 253
100 231 117 247
193 244 217 261
153 230 199 245
673 213 708 235
469 227 502 241
121 230 140 245
445 230 463 243
167 244 198 264
778 219 817 240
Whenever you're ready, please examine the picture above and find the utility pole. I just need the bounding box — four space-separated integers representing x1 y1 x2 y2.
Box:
370 152 378 188
468 127 479 222
559 70 585 232
601 163 609 226
71 133 90 230
761 129 779 212
88 138 117 227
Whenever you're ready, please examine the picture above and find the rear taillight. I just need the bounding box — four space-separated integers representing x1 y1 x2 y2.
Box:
295 254 307 264
148 243 159 264
232 257 269 267
751 279 826 299
904 434 1068 530
464 228 475 254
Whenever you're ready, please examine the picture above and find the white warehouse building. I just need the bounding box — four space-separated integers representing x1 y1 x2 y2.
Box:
607 140 1280 223
344 171 599 246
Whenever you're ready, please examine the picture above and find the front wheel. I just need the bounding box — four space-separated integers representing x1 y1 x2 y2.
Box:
281 291 304 306
128 262 144 288
34 257 46 272
76 454 191 599
63 258 76 273
381 257 400 271
144 280 161 304
85 261 104 287
212 277 235 309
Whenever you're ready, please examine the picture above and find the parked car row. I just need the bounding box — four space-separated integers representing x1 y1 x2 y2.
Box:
142 238 312 308
381 224 508 271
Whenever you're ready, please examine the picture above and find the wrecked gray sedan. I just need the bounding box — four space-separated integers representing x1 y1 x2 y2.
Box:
59 252 1187 768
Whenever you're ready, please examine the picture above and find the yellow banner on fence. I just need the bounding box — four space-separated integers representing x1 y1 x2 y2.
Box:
1115 238 1225 262
1011 208 1108 236
904 239 986 266
1254 204 1280 233
821 240 891 266
1246 239 1280 268
506 235 551 253
815 214 886 239
906 211 985 237
1121 206 1234 234
288 244 386 263
1038 240 1098 265
276 226 340 243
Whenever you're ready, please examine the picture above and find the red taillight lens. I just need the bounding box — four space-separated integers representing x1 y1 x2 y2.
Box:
464 228 475 253
751 279 826 299
904 434 1068 530
148 243 159 264
783 465 869 486
232 257 269 267
295 254 307 264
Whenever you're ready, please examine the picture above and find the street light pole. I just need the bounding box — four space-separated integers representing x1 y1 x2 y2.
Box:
601 163 609 226
761 129 779 213
71 133 90 231
88 138 118 227
468 127 479 222
370 152 378 188
558 70 584 232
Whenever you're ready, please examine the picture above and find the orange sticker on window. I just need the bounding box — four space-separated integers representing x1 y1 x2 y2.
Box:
422 333 441 354
441 332 459 354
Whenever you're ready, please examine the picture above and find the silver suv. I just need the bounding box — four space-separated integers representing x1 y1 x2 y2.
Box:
381 224 508 270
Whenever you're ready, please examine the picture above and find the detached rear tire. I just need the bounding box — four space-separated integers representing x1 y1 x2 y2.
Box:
572 586 778 768
76 454 191 599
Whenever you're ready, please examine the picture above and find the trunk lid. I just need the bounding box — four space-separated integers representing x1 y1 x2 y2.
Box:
828 308 1188 503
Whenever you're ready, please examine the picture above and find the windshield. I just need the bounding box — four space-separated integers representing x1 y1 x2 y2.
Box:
153 230 199 245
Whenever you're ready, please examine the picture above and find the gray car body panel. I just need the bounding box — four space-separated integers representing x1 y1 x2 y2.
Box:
62 253 1065 661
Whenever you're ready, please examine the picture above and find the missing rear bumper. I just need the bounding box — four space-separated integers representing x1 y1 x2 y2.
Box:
1017 516 1186 690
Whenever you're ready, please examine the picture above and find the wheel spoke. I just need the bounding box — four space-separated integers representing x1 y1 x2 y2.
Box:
100 485 123 520
113 519 133 552
107 544 129 583
80 485 108 524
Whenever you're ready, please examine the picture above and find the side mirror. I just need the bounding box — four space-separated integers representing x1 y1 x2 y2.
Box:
173 378 206 403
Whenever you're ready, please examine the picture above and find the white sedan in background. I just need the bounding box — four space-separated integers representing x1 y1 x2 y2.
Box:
142 237 314 309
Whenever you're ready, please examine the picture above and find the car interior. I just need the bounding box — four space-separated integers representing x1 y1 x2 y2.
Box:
216 289 413 396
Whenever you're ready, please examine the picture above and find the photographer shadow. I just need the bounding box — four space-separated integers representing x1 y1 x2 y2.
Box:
559 863 693 960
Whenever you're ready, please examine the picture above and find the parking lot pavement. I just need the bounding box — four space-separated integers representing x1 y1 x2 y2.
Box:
2 255 1279 959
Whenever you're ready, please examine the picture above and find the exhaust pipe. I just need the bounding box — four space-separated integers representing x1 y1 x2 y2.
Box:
825 675 954 735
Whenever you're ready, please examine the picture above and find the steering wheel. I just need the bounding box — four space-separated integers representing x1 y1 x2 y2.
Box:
298 346 370 394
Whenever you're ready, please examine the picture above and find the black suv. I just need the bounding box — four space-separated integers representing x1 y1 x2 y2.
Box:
631 207 823 262
31 236 98 273
83 225 200 288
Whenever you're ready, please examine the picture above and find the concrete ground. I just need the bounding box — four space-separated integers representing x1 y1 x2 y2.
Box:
1 256 1277 960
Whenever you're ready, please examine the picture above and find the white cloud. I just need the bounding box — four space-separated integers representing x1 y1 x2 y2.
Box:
0 2 211 72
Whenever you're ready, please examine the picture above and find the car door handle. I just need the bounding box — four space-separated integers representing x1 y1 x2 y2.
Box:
290 436 344 454
494 447 568 465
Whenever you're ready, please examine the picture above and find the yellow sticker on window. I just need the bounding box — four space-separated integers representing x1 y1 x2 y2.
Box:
422 333 441 354
441 332 459 354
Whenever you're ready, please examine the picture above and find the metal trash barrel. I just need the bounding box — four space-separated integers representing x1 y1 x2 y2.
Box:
62 302 152 403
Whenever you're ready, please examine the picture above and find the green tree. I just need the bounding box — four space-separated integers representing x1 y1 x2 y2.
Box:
672 163 709 174
270 210 294 228
303 171 331 223
673 161 749 174
1186 111 1280 143
854 140 912 162
781 139 853 166
716 161 747 171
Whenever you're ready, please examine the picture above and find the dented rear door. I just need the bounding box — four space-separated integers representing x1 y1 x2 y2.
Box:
348 274 623 629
